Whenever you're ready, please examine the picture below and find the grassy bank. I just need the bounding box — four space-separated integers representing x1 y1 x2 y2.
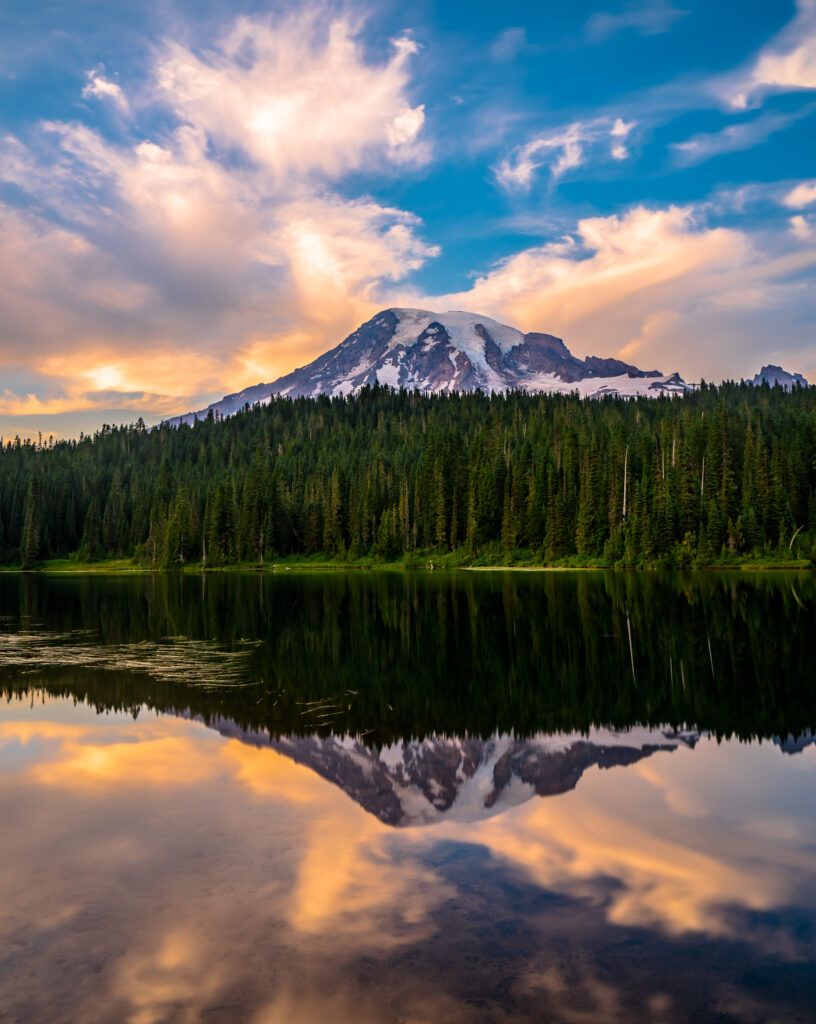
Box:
2 552 812 574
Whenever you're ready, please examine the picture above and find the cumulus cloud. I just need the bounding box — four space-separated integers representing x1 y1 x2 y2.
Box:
153 14 427 180
495 117 637 189
416 203 816 381
725 0 816 109
0 9 437 430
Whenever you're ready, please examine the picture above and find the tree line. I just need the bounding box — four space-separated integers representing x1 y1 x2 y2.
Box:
2 381 815 568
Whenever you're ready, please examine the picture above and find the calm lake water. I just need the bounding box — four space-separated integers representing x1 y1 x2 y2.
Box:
1 570 815 1023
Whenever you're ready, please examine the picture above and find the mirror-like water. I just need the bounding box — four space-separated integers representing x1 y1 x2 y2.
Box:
1 571 815 1022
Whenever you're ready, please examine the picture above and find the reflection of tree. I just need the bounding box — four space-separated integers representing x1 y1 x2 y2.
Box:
1 571 814 744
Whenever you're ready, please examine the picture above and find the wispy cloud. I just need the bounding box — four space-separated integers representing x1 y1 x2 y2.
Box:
585 1 688 43
671 110 799 166
495 117 636 189
490 27 531 62
723 0 816 109
153 14 428 180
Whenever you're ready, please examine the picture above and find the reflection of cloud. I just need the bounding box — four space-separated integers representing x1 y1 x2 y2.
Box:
12 709 816 942
224 743 448 934
112 929 227 1024
32 732 224 788
2 699 816 1021
3 711 447 942
449 738 816 937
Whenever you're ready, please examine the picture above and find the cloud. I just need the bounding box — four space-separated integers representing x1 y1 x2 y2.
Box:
790 214 816 240
585 1 688 43
491 27 530 61
0 9 438 430
454 738 816 939
671 110 798 165
152 13 427 180
495 117 637 189
82 70 129 115
784 179 816 208
725 0 816 109
610 116 635 159
415 202 816 381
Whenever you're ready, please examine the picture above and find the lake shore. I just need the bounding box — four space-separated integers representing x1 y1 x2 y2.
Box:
1 556 812 574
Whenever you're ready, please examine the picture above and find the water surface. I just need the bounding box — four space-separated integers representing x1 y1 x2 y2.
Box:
1 571 815 1022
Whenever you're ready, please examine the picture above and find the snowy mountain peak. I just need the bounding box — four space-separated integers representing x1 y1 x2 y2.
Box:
164 308 688 427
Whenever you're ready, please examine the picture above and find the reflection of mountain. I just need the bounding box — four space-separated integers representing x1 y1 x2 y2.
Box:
198 717 699 826
775 731 815 754
4 572 816 746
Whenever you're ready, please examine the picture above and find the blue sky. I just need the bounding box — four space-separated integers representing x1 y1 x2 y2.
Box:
1 0 815 436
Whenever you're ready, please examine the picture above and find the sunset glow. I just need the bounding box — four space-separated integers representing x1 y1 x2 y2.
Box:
1 2 814 435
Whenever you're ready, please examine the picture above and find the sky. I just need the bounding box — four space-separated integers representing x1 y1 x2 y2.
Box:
1 0 815 437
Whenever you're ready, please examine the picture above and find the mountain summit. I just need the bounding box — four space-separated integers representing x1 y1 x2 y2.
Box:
166 308 688 426
751 365 809 389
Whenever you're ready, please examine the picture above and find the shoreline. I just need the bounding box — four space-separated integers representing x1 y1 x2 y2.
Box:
1 559 811 575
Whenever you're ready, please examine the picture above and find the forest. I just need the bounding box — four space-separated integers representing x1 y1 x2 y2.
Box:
2 381 816 568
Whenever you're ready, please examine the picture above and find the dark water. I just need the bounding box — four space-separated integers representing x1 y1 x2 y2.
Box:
1 570 815 1022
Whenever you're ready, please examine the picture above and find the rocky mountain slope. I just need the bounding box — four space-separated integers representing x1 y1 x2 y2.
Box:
751 364 809 389
192 719 700 827
165 308 688 426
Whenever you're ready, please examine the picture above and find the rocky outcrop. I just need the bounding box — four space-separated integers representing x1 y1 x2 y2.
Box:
751 365 809 389
164 308 687 427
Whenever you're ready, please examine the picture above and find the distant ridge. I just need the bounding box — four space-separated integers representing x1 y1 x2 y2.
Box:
751 364 809 389
163 308 688 427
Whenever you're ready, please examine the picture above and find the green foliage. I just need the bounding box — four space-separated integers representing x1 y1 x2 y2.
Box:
0 381 815 568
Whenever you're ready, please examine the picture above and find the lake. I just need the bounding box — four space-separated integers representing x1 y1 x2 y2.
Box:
1 570 815 1023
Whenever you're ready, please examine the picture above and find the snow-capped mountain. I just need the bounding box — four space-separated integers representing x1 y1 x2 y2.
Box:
164 308 688 426
751 364 809 389
188 717 699 827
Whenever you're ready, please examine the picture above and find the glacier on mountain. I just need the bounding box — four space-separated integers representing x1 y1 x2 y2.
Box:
163 307 688 427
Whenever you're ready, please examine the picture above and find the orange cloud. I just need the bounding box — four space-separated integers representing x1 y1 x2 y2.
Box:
0 9 437 431
417 204 816 380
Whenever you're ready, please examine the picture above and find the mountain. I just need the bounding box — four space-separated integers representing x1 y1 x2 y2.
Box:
164 308 687 426
751 364 809 389
190 718 699 827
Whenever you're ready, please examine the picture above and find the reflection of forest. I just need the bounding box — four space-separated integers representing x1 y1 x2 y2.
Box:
1 571 814 743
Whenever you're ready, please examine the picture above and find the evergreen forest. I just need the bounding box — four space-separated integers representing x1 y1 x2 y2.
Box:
2 381 816 569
